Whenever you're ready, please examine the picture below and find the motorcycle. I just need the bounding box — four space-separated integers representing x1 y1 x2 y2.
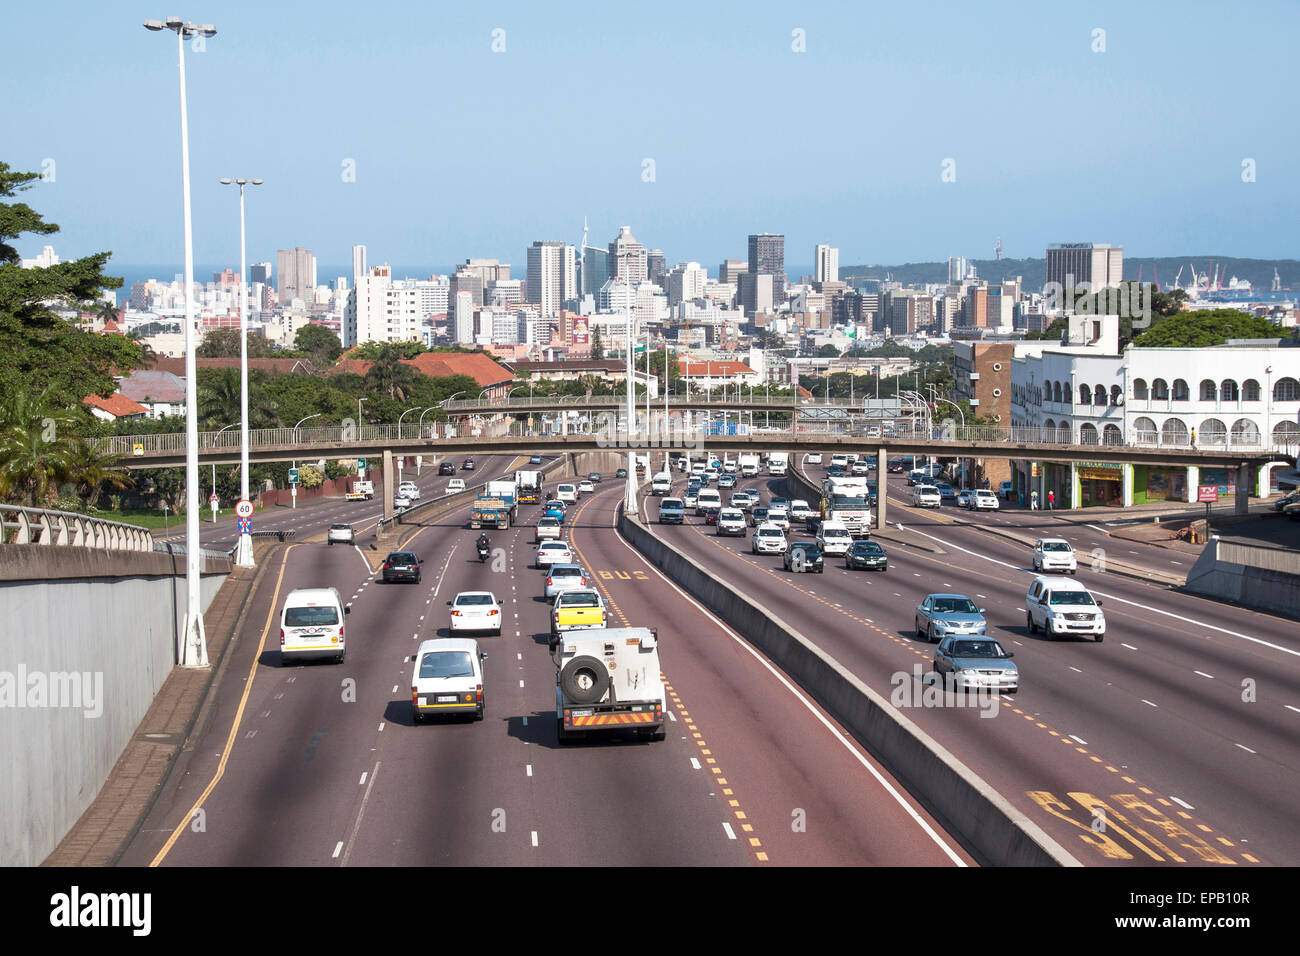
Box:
477 541 490 562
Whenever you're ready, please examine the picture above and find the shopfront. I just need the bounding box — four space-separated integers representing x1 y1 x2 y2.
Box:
1077 462 1124 507
1198 467 1237 498
1133 464 1189 504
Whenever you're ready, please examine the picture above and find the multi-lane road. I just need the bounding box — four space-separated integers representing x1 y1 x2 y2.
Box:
121 456 972 866
637 459 1299 866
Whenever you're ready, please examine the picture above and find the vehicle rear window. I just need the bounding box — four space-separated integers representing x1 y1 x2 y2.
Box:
456 594 495 606
950 641 1003 658
559 592 600 607
420 651 474 679
551 566 581 577
285 606 339 627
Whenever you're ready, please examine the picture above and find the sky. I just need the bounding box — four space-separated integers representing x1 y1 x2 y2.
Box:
5 0 1300 278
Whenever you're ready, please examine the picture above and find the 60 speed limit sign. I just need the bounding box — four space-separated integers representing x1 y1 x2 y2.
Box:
235 499 254 519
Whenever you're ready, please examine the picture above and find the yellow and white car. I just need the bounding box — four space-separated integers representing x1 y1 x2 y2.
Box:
411 638 486 723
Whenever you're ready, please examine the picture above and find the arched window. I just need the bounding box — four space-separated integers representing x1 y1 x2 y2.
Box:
1199 379 1217 401
1044 418 1056 431
1053 382 1062 403
1199 418 1226 445
1274 420 1300 445
1132 378 1149 400
1274 377 1300 401
1152 378 1169 400
1172 379 1189 401
1079 384 1092 405
1103 423 1122 445
1243 379 1261 401
1080 423 1099 445
1220 379 1239 402
1095 384 1107 406
1133 417 1158 445
1058 422 1073 443
1230 419 1260 445
1161 418 1189 445
1110 385 1122 406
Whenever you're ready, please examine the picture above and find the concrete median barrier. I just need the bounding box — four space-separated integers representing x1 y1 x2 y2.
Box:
618 509 1080 867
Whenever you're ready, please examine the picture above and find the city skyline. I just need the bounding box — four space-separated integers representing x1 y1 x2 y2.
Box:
5 1 1299 272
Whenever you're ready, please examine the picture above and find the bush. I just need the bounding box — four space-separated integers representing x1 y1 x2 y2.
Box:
297 464 324 488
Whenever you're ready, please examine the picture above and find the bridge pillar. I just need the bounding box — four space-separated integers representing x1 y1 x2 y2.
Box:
1185 466 1199 503
1121 464 1134 507
383 449 394 521
1235 464 1252 515
877 446 888 529
1069 462 1079 509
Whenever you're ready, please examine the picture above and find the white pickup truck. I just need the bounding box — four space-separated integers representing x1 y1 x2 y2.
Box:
345 480 374 501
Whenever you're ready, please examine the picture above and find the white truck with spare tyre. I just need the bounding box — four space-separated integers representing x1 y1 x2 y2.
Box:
551 627 666 743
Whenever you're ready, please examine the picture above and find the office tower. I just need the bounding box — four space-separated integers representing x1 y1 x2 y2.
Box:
526 241 577 316
352 245 367 285
718 259 747 285
249 262 272 285
647 249 667 286
737 273 774 318
453 291 475 344
486 278 522 306
608 226 647 283
815 244 839 283
450 267 483 308
581 243 609 297
947 256 969 284
1045 243 1124 293
747 233 785 311
666 262 707 306
276 247 316 305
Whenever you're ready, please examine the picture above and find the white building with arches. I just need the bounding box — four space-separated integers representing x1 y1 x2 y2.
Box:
1010 336 1299 507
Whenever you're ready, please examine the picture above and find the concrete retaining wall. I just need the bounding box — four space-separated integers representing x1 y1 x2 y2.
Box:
1184 538 1300 617
618 510 1078 867
0 547 229 866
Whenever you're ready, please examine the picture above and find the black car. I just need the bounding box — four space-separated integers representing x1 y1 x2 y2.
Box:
616 468 628 478
588 471 602 483
1273 489 1300 512
462 458 475 470
846 539 888 571
382 551 422 583
784 541 825 573
438 462 456 476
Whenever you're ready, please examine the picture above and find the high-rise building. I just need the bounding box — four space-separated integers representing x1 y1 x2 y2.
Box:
526 241 576 316
344 265 426 347
486 278 522 306
666 262 707 306
352 245 367 286
450 267 483 309
453 291 475 344
947 256 969 284
1045 243 1124 293
647 249 667 286
718 259 747 286
580 243 609 297
815 244 839 283
608 226 647 283
276 247 316 305
747 233 785 311
249 262 272 286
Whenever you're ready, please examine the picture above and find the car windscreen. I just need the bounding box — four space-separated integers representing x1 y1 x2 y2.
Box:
950 641 1004 658
420 651 475 679
455 594 495 606
933 598 978 614
852 542 883 553
823 527 850 536
1048 591 1096 606
758 528 783 537
284 606 339 627
1042 542 1073 552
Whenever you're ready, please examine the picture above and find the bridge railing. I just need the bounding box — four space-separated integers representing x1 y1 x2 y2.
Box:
0 504 155 552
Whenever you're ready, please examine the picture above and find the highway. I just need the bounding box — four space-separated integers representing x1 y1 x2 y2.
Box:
637 460 1300 866
120 464 971 866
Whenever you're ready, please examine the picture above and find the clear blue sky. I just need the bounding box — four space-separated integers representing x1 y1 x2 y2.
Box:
5 0 1299 276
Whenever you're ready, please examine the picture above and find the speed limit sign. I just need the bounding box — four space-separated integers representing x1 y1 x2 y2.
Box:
235 499 254 519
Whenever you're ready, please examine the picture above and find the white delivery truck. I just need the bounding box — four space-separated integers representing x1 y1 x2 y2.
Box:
345 479 374 501
817 475 873 537
739 453 760 477
767 452 789 476
551 627 666 743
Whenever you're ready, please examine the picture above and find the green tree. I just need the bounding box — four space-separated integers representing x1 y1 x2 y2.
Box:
0 162 144 407
294 323 342 366
590 324 604 359
0 387 76 506
1131 308 1282 348
350 340 426 361
815 344 840 358
363 343 421 401
65 437 134 512
196 368 280 429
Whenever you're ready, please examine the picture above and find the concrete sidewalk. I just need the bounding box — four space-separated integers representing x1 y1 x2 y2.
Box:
42 540 282 866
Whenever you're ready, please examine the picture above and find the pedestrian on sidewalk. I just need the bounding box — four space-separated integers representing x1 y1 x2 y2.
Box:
1048 489 1056 510
1031 489 1039 510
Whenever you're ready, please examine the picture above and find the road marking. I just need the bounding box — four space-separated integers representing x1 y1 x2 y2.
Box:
1069 666 1082 673
1194 671 1215 680
1069 734 1088 745
722 822 737 840
690 758 701 769
1121 643 1138 650
359 772 368 785
1171 796 1195 810
340 761 381 866
526 764 533 777
1141 699 1158 707
519 680 525 688
531 831 539 847
391 685 398 693
378 722 385 732
332 842 343 859
1235 743 1256 754
1286 705 1300 715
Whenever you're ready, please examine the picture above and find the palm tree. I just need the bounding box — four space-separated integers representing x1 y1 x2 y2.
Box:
0 389 76 507
197 368 279 429
65 438 134 513
364 344 420 402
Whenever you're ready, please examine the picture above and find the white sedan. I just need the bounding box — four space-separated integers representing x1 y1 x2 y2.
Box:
805 453 823 465
393 493 412 510
578 480 595 494
751 523 788 555
447 591 502 636
535 540 574 569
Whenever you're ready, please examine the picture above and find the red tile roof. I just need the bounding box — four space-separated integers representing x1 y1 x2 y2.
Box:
331 351 514 389
83 393 149 418
677 358 756 376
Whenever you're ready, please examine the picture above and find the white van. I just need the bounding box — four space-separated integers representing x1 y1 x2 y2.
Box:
696 488 722 516
411 638 486 723
816 519 853 555
1025 576 1105 641
280 587 348 664
651 472 673 495
912 484 941 508
556 483 578 503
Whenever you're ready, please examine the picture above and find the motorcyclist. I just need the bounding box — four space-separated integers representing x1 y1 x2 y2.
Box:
476 531 490 551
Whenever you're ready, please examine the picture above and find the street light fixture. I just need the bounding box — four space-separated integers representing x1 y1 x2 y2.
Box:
219 175 262 569
144 14 217 668
289 414 322 510
398 405 420 438
212 422 237 518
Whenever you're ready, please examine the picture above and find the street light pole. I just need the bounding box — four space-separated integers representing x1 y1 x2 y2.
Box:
220 175 262 568
212 422 237 519
623 255 637 515
290 414 322 509
144 15 216 668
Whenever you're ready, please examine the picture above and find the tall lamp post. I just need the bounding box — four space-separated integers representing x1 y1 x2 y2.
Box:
144 15 216 668
623 257 637 515
291 414 322 509
220 176 262 567
212 422 237 517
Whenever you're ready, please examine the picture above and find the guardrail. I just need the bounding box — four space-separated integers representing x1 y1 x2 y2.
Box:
0 504 155 552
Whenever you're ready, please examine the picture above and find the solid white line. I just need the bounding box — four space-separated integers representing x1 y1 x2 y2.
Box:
1171 796 1195 810
1286 705 1300 715
1235 743 1256 754
614 510 968 866
531 831 539 847
353 544 371 575
722 822 737 840
1194 671 1215 680
339 760 380 866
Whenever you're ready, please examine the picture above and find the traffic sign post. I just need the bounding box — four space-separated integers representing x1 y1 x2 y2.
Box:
209 494 219 523
288 467 299 484
1198 485 1218 539
237 517 251 535
236 499 254 519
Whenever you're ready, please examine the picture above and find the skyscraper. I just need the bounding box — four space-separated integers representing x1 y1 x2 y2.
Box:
745 233 784 314
1045 243 1124 293
249 262 272 286
815 244 839 283
947 256 968 284
526 241 576 317
608 226 647 283
276 247 316 305
352 245 367 286
581 243 609 297
647 249 666 286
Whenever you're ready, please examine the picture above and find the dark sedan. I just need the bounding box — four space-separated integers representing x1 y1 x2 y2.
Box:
846 539 888 571
783 541 824 573
588 471 602 483
616 468 628 478
438 462 456 476
382 551 423 583
462 458 476 470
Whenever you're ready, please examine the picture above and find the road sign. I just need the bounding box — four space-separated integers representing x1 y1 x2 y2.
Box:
1198 485 1219 503
209 494 219 505
237 517 252 534
133 442 144 457
235 499 254 519
397 456 405 468
288 467 299 484
357 458 367 471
